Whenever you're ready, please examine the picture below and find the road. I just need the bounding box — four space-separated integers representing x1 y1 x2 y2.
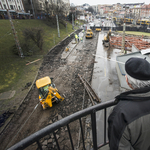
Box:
91 32 126 146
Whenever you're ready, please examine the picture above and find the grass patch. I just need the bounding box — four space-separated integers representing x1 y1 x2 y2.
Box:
117 31 150 36
0 19 77 93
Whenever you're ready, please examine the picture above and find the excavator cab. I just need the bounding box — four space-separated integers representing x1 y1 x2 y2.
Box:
36 76 64 110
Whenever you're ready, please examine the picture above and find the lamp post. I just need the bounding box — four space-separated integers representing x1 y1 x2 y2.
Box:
30 0 35 19
72 14 74 30
121 5 129 54
56 15 60 38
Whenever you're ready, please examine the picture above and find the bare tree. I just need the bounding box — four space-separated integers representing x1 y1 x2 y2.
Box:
86 7 95 14
44 0 68 19
23 28 44 51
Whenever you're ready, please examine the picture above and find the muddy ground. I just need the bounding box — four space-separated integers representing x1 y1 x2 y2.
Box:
0 29 99 150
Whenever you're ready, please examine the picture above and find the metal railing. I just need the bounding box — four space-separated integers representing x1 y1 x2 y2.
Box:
8 100 117 150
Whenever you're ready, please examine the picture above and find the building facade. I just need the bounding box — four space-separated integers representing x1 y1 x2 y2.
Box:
22 0 70 17
0 0 25 12
141 4 150 18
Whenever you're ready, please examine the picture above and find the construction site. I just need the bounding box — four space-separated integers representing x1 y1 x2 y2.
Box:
1 24 150 150
110 34 150 50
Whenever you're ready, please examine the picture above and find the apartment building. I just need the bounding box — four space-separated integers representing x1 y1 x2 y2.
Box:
92 5 98 13
0 0 25 12
23 0 70 16
141 4 150 18
62 0 70 15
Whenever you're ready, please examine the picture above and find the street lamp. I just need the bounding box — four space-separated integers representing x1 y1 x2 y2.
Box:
30 0 36 19
121 5 129 54
72 14 74 30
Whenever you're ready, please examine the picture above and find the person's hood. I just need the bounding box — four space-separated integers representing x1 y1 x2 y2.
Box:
115 86 150 102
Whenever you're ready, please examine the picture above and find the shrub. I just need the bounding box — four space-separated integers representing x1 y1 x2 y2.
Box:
23 28 44 51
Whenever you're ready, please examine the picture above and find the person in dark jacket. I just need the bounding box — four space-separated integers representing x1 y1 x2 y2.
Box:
108 57 150 150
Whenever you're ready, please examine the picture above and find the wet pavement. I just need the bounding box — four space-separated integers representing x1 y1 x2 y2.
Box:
61 32 85 60
91 32 126 146
91 32 125 102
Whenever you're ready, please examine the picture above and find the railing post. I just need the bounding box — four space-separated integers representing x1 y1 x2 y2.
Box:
53 132 60 150
67 124 74 150
91 109 97 150
79 118 86 150
104 108 107 144
36 140 42 150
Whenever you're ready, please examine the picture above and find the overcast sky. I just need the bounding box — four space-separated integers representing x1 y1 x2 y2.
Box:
70 0 150 6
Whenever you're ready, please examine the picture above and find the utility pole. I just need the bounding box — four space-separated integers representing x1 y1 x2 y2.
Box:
121 6 129 54
111 13 113 31
148 17 150 28
121 23 126 54
7 10 23 57
30 0 36 19
56 15 60 38
75 8 76 20
72 14 74 30
66 23 68 33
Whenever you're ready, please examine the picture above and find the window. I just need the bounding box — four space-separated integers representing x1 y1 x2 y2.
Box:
18 6 21 10
40 3 42 8
10 5 13 10
3 4 7 9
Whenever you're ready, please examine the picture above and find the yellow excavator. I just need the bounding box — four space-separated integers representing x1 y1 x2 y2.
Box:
103 29 111 47
36 76 64 110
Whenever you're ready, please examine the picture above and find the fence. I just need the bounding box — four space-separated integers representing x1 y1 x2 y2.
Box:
8 100 117 150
